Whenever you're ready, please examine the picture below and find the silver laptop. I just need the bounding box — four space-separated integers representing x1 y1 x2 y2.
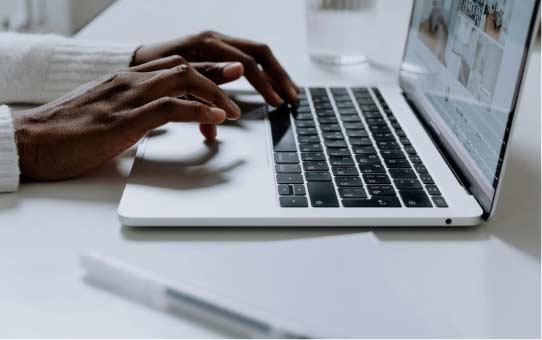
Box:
119 0 540 227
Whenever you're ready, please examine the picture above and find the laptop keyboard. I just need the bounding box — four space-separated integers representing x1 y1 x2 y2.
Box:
270 87 448 209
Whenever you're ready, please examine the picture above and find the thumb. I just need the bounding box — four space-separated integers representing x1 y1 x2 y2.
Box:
191 62 244 85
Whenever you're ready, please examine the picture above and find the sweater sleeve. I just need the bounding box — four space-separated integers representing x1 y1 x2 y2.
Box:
0 32 138 104
0 105 19 192
0 33 140 192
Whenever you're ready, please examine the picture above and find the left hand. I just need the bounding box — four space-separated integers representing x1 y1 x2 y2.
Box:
131 31 299 106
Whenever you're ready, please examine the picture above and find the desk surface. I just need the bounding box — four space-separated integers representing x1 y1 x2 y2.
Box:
1 0 540 338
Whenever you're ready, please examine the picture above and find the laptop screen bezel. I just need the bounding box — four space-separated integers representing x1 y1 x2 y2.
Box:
398 0 541 217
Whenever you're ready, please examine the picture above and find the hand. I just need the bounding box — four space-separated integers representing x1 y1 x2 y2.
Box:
14 56 241 181
132 31 299 106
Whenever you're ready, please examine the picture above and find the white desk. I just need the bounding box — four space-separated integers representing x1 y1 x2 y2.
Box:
1 0 540 337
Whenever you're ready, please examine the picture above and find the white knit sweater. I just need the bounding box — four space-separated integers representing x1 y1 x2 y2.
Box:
0 33 137 192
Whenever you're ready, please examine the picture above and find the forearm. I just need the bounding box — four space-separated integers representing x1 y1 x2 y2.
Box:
0 33 138 104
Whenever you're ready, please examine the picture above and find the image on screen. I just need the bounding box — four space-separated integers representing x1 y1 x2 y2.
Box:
402 0 537 204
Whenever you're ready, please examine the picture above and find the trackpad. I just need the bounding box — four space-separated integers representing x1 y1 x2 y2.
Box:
127 104 276 217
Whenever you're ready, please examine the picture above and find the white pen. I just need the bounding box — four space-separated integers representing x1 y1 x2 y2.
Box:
80 252 311 339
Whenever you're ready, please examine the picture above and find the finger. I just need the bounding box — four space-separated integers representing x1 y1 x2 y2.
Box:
216 36 299 101
199 124 217 141
191 62 244 85
199 38 283 106
130 55 186 72
131 97 227 132
143 64 241 119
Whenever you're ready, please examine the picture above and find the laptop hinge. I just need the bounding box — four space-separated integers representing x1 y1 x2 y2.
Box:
402 92 472 194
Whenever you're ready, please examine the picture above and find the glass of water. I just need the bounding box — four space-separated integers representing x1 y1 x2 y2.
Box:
306 0 376 65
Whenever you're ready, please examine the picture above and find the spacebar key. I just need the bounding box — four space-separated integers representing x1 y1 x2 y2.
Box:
342 196 401 208
307 182 340 207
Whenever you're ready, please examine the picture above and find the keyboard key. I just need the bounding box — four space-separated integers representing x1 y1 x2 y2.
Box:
346 130 369 138
330 87 348 95
388 168 417 179
377 141 401 149
344 122 365 130
363 174 391 184
339 188 367 199
399 191 432 208
356 154 381 164
341 115 362 123
320 124 342 132
278 184 292 195
395 129 406 137
359 163 386 174
299 143 323 152
367 185 396 196
349 138 372 146
432 196 448 208
338 108 358 115
419 174 434 184
362 112 382 119
409 155 422 163
316 109 335 117
323 132 344 139
318 117 339 124
342 196 401 208
314 103 333 110
303 161 329 172
295 106 311 113
298 135 320 144
336 177 363 187
274 152 299 164
369 125 391 133
327 148 351 157
366 118 387 126
399 137 411 145
301 152 326 161
381 150 406 159
307 182 340 208
385 159 411 168
269 106 297 152
294 113 314 120
372 132 396 141
426 185 441 196
305 172 333 182
336 101 355 109
295 120 315 128
297 127 318 135
277 174 304 184
329 156 355 166
394 179 423 190
325 140 348 148
280 196 308 208
332 167 358 176
353 146 377 154
404 146 417 154
414 164 428 173
275 164 301 173
293 184 306 196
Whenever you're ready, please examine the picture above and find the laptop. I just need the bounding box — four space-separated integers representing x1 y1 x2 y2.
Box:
118 0 540 227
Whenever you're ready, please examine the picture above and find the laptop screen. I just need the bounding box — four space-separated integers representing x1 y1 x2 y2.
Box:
400 0 539 214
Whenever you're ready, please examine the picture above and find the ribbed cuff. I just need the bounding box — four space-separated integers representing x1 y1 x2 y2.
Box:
0 105 20 192
41 40 138 100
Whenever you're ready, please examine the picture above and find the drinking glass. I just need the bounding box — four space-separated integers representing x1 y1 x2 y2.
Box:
305 0 376 65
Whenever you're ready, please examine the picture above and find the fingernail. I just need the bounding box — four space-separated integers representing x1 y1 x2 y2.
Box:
223 62 243 78
209 108 226 123
271 92 283 107
228 99 242 120
208 125 217 140
288 86 299 101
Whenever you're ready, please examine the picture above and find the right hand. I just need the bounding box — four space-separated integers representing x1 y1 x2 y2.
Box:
14 56 242 181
